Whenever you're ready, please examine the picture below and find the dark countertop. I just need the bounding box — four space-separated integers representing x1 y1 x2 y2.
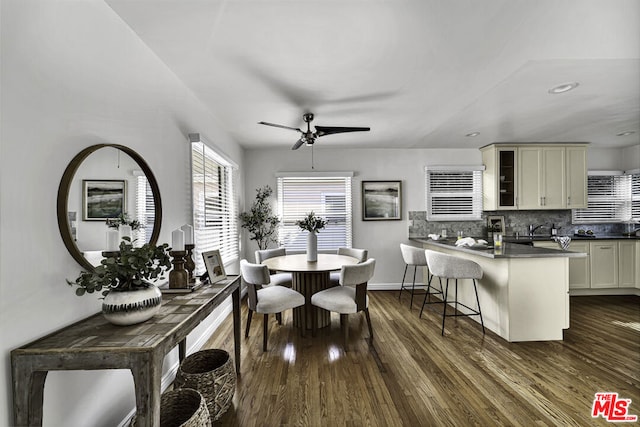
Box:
410 238 588 259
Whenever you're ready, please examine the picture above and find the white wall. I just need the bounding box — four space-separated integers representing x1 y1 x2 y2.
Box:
621 144 640 172
243 147 483 286
0 1 242 426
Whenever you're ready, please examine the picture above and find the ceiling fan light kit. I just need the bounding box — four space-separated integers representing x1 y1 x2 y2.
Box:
258 112 370 150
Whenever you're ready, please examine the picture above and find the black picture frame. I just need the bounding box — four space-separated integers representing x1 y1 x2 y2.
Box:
362 180 402 221
82 179 126 221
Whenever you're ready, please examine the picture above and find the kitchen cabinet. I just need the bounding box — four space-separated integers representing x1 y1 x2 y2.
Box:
518 146 566 209
619 241 637 288
481 145 518 210
566 146 588 208
590 242 618 288
481 143 587 211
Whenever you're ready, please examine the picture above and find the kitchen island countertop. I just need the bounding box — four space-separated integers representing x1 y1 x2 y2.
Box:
410 238 587 259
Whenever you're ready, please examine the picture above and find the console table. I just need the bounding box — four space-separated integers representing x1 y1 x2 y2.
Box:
11 275 241 427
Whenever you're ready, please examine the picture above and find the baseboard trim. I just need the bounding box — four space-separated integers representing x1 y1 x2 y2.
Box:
570 288 640 297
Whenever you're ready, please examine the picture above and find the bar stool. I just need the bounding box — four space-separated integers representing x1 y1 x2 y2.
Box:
423 250 485 336
398 243 428 308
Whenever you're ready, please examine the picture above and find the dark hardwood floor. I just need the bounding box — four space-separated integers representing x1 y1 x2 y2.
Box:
203 292 640 426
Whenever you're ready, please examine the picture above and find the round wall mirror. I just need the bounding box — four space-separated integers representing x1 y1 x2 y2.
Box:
57 144 162 271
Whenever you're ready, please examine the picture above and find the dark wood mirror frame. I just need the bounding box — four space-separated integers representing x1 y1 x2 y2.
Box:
57 144 163 271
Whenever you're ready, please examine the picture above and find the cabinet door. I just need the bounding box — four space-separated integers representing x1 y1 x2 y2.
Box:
590 242 618 288
518 147 542 209
541 147 566 208
566 146 587 208
568 242 590 289
619 241 637 288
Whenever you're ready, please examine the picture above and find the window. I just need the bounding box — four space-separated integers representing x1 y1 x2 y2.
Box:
276 173 353 252
425 166 483 220
191 140 238 275
135 173 154 245
572 173 637 224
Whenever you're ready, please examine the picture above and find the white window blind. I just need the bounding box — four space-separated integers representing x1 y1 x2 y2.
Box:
632 174 640 222
191 141 238 274
572 174 632 224
135 175 154 245
277 175 352 251
425 167 483 221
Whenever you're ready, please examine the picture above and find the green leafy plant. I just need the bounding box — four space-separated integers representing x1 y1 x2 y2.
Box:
106 212 142 231
67 238 171 297
239 186 280 250
296 211 327 234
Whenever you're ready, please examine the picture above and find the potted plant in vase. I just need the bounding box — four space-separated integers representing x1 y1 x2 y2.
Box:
296 211 327 262
67 238 171 326
239 186 280 250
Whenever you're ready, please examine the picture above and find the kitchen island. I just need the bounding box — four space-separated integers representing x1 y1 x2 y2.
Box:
411 238 586 342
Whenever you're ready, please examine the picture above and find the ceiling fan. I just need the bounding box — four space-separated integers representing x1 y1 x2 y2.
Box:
258 113 370 150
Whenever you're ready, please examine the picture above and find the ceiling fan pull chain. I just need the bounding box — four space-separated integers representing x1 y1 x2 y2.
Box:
311 144 315 169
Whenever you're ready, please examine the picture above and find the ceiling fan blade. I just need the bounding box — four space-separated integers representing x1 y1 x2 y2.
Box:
258 121 302 133
291 138 305 150
314 126 370 137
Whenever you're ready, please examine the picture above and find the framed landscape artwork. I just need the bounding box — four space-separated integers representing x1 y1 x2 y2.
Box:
362 180 402 221
82 180 126 221
202 249 227 284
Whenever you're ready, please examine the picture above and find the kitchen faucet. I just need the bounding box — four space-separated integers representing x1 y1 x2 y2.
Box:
528 224 544 237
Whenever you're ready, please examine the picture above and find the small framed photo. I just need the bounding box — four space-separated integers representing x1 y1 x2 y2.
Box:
487 215 505 234
362 181 402 221
83 179 126 221
202 250 226 284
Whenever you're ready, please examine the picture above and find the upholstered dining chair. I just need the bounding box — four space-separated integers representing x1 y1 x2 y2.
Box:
240 259 306 351
255 247 293 288
329 247 368 286
311 258 376 350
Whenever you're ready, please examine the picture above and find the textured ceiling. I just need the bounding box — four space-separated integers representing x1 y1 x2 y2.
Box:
106 0 640 151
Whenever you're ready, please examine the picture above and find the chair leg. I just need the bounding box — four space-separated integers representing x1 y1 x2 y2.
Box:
410 266 418 308
300 308 306 338
245 310 253 338
364 309 374 342
276 312 282 325
419 273 434 318
454 279 459 314
263 314 268 352
398 264 408 301
341 314 349 350
441 279 449 336
473 279 486 334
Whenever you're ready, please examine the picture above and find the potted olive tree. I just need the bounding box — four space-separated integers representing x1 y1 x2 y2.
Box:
67 238 171 325
239 186 280 250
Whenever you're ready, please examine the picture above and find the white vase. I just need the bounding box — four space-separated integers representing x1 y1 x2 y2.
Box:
102 284 162 326
306 231 318 262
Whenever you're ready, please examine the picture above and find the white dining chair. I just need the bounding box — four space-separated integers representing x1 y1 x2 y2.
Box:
311 258 376 350
329 247 368 286
240 259 306 351
255 247 293 287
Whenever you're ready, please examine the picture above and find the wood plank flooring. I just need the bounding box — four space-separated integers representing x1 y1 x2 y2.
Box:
202 292 640 426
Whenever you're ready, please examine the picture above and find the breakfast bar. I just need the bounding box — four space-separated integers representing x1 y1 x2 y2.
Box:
411 239 587 342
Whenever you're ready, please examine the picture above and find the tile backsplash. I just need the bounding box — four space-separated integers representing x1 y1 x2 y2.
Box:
408 210 629 238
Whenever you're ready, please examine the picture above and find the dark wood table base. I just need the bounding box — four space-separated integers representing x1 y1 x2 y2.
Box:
291 271 331 329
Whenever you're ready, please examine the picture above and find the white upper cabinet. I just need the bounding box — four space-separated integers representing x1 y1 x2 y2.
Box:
481 143 587 211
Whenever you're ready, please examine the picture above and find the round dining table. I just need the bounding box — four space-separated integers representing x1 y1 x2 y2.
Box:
262 253 359 329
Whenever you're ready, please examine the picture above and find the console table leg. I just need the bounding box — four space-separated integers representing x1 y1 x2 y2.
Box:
12 364 47 426
232 285 241 374
130 353 162 427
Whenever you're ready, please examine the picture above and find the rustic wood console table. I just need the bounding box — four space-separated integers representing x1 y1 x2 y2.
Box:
11 275 241 427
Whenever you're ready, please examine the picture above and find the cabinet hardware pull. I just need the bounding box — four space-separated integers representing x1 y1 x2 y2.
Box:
600 247 611 250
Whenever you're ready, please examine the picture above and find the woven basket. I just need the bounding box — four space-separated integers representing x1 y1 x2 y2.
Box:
175 349 236 421
134 388 210 427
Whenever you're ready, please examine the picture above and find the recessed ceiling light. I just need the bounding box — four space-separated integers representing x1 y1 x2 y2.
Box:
616 131 636 136
548 82 579 94
465 132 480 137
